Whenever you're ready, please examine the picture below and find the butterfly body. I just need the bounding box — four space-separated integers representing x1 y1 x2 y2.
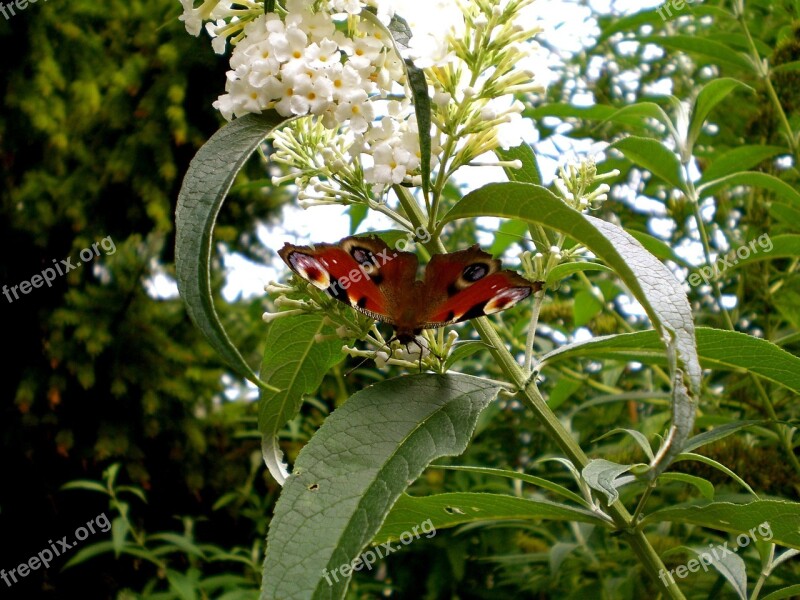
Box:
278 236 539 344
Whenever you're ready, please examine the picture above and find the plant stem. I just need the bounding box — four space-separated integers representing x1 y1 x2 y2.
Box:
392 184 686 600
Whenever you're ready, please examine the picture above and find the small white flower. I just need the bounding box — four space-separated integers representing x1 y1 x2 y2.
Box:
335 90 375 133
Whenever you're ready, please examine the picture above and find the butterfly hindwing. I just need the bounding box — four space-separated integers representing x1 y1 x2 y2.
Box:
420 245 538 328
277 236 419 327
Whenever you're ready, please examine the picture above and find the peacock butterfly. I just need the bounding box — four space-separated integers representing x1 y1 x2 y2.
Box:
278 235 541 344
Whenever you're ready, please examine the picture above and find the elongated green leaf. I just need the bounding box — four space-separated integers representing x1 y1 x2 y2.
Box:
442 182 701 478
600 102 675 135
610 136 684 190
546 262 613 285
404 59 432 201
645 500 800 550
496 143 541 186
700 145 788 183
682 420 764 453
658 473 715 500
688 78 751 150
262 374 500 600
175 111 289 390
640 35 755 72
727 234 800 270
365 11 432 202
432 465 588 506
770 202 800 228
258 314 349 484
697 171 800 208
762 585 800 600
689 546 747 600
674 453 757 496
540 327 800 395
374 492 601 543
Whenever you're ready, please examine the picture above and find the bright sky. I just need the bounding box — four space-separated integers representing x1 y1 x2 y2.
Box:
147 0 673 302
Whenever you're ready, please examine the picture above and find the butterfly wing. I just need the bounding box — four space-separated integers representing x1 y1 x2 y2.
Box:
277 236 419 327
419 245 540 328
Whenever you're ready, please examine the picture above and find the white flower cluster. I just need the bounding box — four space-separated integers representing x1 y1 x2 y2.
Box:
179 0 404 127
178 0 550 199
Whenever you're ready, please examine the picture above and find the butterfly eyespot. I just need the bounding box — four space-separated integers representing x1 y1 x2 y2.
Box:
351 246 375 266
462 263 489 282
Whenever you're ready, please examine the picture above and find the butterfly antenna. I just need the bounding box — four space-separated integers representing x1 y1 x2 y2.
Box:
344 355 371 377
344 333 397 377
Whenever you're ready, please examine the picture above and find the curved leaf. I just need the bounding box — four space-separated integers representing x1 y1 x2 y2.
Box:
610 136 684 190
699 145 788 183
375 492 601 543
259 314 350 485
442 182 701 478
175 111 289 390
639 35 755 72
540 327 800 395
644 499 800 550
261 374 501 600
688 78 751 151
697 171 800 208
432 465 588 507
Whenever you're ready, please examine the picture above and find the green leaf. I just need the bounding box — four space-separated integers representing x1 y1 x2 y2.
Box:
261 374 501 600
546 262 614 285
432 465 588 507
700 145 788 183
540 327 800 395
762 585 800 600
726 234 800 271
258 314 349 484
593 428 655 461
658 472 715 500
640 35 755 72
495 143 541 185
688 78 752 151
375 492 601 543
697 171 800 209
682 420 764 453
689 546 747 600
148 533 207 559
166 569 199 600
673 453 757 496
175 111 289 391
488 219 529 256
600 102 676 136
443 341 492 372
573 289 604 327
442 182 701 477
645 500 800 549
581 459 638 504
364 11 432 202
404 60 432 202
61 480 109 495
770 202 800 228
610 136 684 189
